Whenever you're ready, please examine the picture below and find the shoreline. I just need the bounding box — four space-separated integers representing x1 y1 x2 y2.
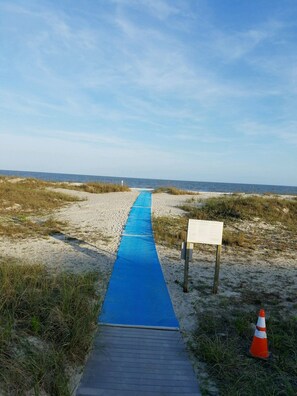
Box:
1 169 296 195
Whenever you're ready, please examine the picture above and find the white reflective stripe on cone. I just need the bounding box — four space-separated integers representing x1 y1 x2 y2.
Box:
255 329 267 339
256 317 266 328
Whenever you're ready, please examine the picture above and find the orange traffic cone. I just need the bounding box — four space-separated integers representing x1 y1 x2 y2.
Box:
249 309 270 359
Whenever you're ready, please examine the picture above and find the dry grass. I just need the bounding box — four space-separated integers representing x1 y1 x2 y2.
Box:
153 215 187 248
153 195 297 253
56 182 130 193
180 195 297 230
0 178 79 215
0 216 67 238
0 176 131 238
0 176 130 194
153 186 198 195
0 177 80 238
0 258 100 395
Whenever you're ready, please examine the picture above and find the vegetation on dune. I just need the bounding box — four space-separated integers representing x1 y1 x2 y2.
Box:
0 178 79 214
0 177 129 238
153 186 198 195
0 216 67 239
0 177 79 238
192 307 297 395
180 195 297 229
0 258 100 395
153 195 297 251
153 215 187 248
56 181 130 193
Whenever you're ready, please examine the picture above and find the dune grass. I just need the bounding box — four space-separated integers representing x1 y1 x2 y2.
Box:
153 195 297 251
0 177 131 238
0 216 68 239
56 182 130 193
153 186 198 195
0 176 130 195
0 178 79 214
180 195 297 230
192 306 297 395
0 177 80 238
0 258 100 395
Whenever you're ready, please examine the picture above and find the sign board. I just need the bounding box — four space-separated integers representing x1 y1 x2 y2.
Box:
186 219 223 245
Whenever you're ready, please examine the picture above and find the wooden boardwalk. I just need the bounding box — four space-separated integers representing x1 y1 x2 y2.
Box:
76 326 201 396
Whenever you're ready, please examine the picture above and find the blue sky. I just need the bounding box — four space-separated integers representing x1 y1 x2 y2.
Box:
1 0 297 186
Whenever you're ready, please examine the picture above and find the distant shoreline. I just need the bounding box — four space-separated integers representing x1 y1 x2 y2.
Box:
1 169 296 195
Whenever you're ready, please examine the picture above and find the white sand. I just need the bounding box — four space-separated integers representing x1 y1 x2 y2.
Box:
152 191 227 217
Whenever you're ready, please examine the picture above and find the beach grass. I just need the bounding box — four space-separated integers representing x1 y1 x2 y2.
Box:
0 178 80 214
180 195 297 229
0 216 68 239
0 178 80 238
0 177 130 238
0 258 100 395
0 176 130 194
153 195 297 251
192 307 297 395
55 181 130 193
153 186 198 195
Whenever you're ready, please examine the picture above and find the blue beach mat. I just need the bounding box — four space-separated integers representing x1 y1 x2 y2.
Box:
99 191 179 329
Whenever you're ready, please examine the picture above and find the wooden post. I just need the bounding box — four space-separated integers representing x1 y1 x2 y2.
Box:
212 245 222 294
183 242 191 293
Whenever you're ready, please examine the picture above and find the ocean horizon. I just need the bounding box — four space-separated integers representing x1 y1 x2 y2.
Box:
0 169 296 195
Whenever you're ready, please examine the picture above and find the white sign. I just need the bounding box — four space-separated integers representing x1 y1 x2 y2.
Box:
186 219 223 245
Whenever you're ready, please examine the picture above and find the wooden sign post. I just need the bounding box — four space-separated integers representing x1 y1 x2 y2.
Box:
182 219 223 294
182 242 193 293
213 245 222 294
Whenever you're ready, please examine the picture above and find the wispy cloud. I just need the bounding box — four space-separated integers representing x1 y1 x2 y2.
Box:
112 0 182 20
238 120 297 145
209 20 284 62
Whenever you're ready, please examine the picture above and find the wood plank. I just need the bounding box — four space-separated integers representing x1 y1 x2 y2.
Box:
76 327 201 396
96 347 188 358
83 360 193 373
81 377 199 388
87 371 195 381
95 335 185 347
78 382 199 392
96 331 184 342
78 388 200 396
99 327 181 339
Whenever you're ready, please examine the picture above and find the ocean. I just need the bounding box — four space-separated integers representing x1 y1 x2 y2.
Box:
0 169 296 195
